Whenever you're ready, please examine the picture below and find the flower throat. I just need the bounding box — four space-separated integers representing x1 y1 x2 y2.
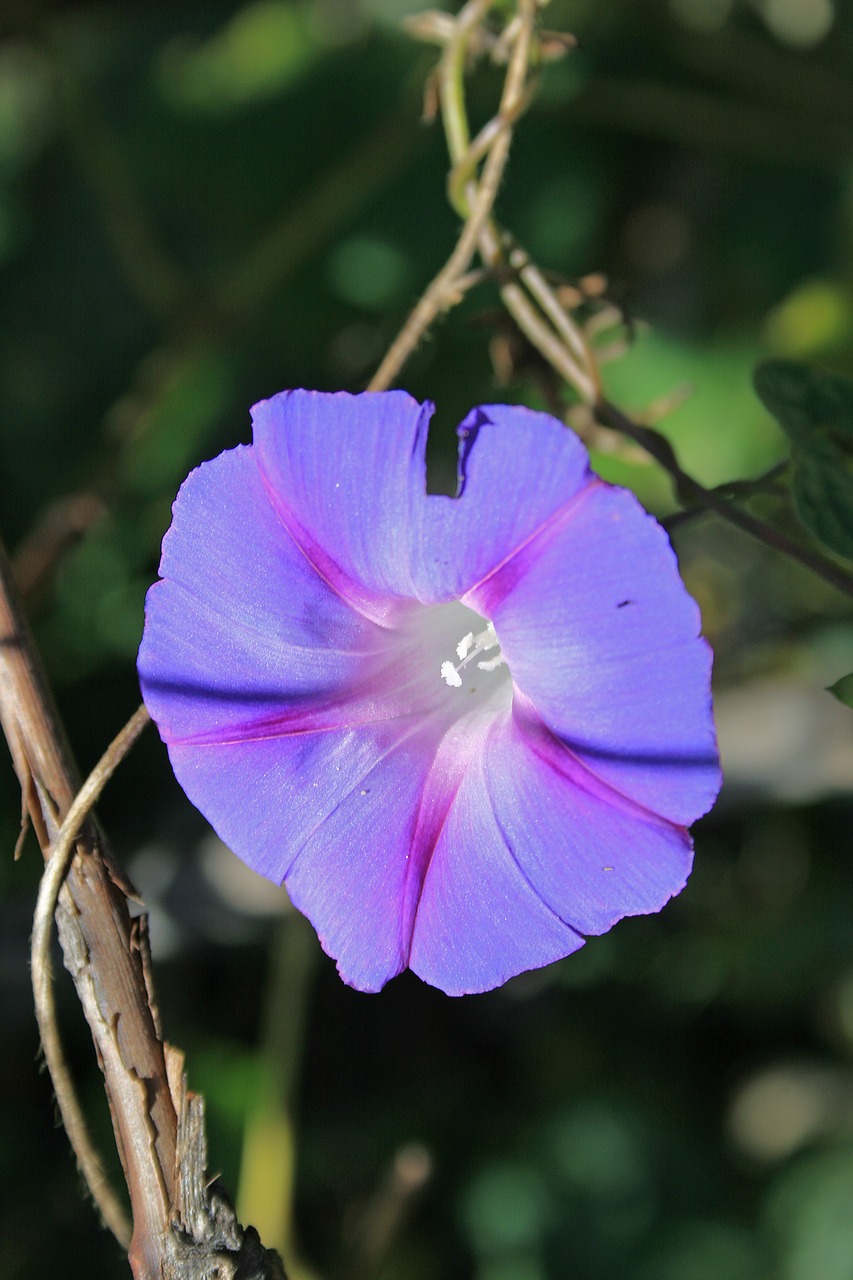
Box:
441 621 505 689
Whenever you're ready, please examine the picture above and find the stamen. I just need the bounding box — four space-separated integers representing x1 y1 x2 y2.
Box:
440 661 463 689
477 654 504 673
456 632 474 661
440 621 506 689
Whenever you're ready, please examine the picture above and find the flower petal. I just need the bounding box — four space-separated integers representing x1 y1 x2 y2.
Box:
407 699 695 995
140 392 720 998
138 446 390 745
168 718 440 992
251 389 431 618
408 719 586 996
471 484 720 825
415 403 593 600
252 393 596 610
482 700 694 936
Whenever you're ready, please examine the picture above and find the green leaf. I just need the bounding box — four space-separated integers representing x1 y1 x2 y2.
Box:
828 672 853 708
754 360 853 558
790 446 853 559
753 358 853 449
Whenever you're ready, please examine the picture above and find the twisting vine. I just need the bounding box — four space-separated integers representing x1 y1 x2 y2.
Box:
369 0 853 601
31 704 151 1248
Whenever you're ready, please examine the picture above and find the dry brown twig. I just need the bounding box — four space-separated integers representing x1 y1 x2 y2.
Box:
31 702 151 1248
369 0 603 402
368 0 529 392
0 535 286 1278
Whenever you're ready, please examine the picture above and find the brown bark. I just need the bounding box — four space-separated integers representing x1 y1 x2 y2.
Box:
0 536 285 1280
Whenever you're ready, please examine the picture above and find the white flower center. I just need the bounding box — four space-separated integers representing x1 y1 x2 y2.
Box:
440 620 506 689
391 600 511 717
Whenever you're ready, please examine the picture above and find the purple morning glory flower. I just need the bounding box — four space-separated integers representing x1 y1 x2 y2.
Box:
138 390 720 995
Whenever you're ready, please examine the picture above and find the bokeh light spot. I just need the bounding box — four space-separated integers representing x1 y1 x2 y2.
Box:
326 235 411 309
759 0 834 47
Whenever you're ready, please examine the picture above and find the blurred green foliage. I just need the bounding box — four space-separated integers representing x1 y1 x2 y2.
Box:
1 1 853 1278
754 358 853 557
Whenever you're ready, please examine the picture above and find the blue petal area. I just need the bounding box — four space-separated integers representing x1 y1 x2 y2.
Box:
168 718 440 993
407 703 694 995
251 392 595 609
284 721 437 992
483 703 694 936
139 391 720 997
416 403 593 600
138 446 387 744
473 483 720 826
251 389 432 618
408 732 586 995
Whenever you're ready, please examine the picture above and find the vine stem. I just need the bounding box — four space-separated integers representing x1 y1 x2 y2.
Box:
399 2 853 600
437 0 600 403
31 703 151 1247
662 460 789 531
366 0 537 394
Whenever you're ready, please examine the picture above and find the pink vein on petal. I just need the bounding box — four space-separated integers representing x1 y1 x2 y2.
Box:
512 694 691 835
401 716 485 964
255 455 406 629
461 477 604 614
163 675 446 747
278 712 438 886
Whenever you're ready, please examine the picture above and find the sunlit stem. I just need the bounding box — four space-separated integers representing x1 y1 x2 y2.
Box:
436 0 600 404
438 0 486 196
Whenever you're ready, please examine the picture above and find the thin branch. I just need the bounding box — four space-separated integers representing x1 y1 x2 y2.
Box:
368 0 523 393
439 0 492 166
433 0 600 404
492 252 598 400
505 240 595 373
366 137 506 391
376 2 853 604
372 0 582 399
663 460 789 532
0 533 286 1279
31 704 151 1248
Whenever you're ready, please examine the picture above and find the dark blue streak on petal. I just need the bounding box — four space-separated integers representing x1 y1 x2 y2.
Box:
481 480 721 825
143 672 434 748
479 711 695 940
514 699 698 831
143 675 318 708
559 736 720 771
455 408 490 498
